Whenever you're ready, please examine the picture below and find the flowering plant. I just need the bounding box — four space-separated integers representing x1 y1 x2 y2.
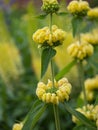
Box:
12 0 98 130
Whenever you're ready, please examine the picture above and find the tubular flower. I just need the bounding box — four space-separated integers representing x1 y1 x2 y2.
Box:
41 0 59 14
12 123 23 130
32 25 66 47
67 41 94 60
36 78 72 104
67 0 90 16
87 8 98 20
72 104 98 127
81 29 98 45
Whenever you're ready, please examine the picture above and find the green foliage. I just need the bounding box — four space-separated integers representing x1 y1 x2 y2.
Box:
71 17 83 37
73 124 90 130
41 47 56 78
55 59 77 80
35 14 48 19
22 100 47 130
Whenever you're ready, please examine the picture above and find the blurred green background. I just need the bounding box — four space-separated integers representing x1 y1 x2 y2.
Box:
0 0 98 130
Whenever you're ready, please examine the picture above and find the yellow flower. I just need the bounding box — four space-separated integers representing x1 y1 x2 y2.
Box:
32 25 66 47
88 8 98 19
67 41 94 60
80 90 94 102
85 75 98 91
72 104 95 124
80 75 98 102
81 29 98 45
0 43 24 84
73 104 98 128
42 0 59 14
12 123 23 130
67 0 90 16
36 78 72 104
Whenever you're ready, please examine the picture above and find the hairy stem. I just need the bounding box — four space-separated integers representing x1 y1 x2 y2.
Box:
51 59 61 130
49 13 61 130
77 61 87 106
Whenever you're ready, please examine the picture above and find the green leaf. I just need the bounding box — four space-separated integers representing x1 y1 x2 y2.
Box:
56 12 68 16
73 124 89 130
64 102 96 130
72 17 83 37
22 100 47 130
41 47 56 78
35 14 47 19
55 59 76 80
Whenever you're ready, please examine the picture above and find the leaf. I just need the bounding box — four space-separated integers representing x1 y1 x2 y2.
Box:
64 102 96 130
22 100 47 130
73 124 89 130
55 59 76 80
35 14 47 19
72 17 83 37
56 12 68 16
41 47 56 78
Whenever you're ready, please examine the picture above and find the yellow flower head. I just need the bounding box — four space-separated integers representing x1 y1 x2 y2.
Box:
72 104 95 123
81 29 98 45
88 8 98 20
12 123 23 130
67 0 90 16
32 25 66 47
80 90 94 102
36 77 72 104
85 75 98 91
0 43 24 84
42 0 59 14
72 104 98 127
80 75 98 102
67 41 94 60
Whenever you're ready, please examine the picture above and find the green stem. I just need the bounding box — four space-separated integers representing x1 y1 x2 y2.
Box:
51 59 55 87
49 13 52 32
77 61 87 106
51 59 61 130
49 13 61 130
53 105 61 130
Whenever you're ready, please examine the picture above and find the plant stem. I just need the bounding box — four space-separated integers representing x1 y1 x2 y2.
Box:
51 59 55 87
53 104 61 130
49 13 61 130
77 61 87 106
51 59 61 130
49 13 52 32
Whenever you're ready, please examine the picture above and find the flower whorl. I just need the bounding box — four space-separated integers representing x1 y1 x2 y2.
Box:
36 78 72 104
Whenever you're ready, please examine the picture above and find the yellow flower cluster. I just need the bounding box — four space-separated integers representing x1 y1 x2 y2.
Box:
85 75 98 91
0 43 24 83
88 8 98 19
80 90 94 102
67 41 94 60
12 123 23 130
36 78 72 104
33 25 66 47
72 104 98 127
42 0 59 14
67 0 90 16
80 75 98 101
81 29 98 45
